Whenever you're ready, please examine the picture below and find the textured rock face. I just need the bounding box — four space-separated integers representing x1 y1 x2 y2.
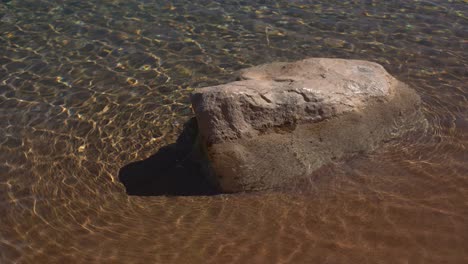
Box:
191 58 422 192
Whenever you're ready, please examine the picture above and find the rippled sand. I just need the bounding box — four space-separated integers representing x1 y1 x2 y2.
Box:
0 0 467 263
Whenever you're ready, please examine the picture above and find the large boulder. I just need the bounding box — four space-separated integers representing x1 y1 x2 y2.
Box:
191 58 423 192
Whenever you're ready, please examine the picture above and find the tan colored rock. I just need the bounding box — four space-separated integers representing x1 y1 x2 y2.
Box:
191 58 423 192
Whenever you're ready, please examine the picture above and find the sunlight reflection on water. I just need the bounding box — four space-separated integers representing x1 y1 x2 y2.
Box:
0 0 467 263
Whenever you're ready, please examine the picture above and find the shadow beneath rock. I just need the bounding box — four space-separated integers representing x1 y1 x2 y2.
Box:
118 118 219 196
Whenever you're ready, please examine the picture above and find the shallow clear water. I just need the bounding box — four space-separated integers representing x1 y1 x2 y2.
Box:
0 0 467 263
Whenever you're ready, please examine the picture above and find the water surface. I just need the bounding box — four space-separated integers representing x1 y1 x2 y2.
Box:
0 0 467 263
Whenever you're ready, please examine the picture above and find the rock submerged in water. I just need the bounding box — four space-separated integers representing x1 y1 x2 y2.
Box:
191 58 422 193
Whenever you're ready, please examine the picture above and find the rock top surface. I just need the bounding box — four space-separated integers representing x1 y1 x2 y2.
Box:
192 58 397 145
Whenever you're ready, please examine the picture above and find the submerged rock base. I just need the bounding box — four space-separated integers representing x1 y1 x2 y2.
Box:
191 58 423 192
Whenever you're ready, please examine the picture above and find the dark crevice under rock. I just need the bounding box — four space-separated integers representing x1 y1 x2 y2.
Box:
118 118 219 196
